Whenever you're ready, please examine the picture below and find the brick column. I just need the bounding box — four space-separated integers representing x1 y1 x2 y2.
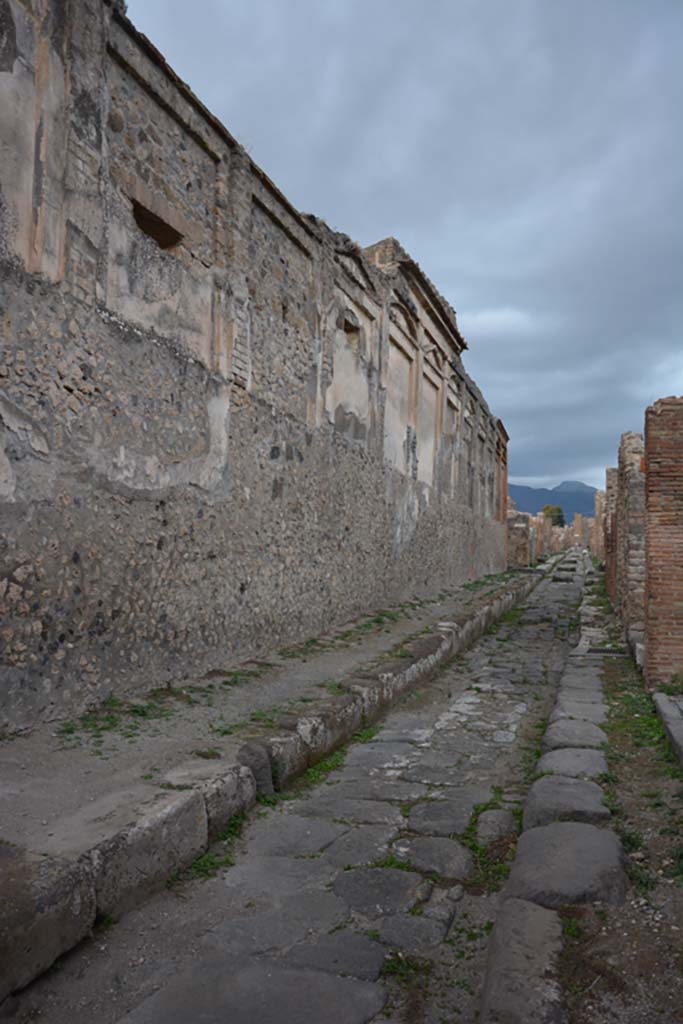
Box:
644 397 683 687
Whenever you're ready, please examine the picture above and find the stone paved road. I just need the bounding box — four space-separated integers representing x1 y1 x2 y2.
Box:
8 560 584 1024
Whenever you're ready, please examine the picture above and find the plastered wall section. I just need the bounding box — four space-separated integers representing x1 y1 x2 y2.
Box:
644 398 683 688
0 0 507 732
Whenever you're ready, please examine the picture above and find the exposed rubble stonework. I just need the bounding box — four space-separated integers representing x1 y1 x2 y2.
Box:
644 398 683 687
0 0 507 732
604 467 619 606
616 433 645 659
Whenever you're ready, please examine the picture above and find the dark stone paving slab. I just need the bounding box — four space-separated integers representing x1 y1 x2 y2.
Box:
523 775 610 829
542 718 608 751
119 959 386 1023
505 822 627 907
319 779 429 803
343 743 417 769
378 913 448 954
281 930 388 981
392 836 474 880
244 813 347 857
480 898 564 1024
536 747 607 780
295 796 404 827
204 891 348 955
476 808 517 845
333 867 431 916
323 825 398 868
549 698 608 725
222 854 336 899
407 787 491 835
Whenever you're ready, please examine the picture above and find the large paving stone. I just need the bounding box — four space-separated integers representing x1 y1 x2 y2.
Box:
378 913 448 954
549 699 608 726
408 787 491 836
333 867 431 916
282 930 387 981
323 819 397 868
323 825 397 868
295 796 403 827
542 719 607 752
505 822 627 907
320 779 429 803
480 898 564 1024
0 845 96 1001
222 854 336 899
204 891 348 955
120 959 386 1024
524 775 610 829
392 836 474 880
244 813 347 857
536 747 607 780
476 808 517 846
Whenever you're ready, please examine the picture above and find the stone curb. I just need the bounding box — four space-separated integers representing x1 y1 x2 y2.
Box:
653 692 683 767
0 568 548 1004
480 561 627 1024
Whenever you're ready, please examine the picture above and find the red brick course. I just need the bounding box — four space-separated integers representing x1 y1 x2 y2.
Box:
644 397 683 687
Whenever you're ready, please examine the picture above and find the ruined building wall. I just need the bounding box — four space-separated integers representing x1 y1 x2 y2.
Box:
592 489 606 561
0 0 507 731
616 433 645 658
604 467 619 606
644 398 683 688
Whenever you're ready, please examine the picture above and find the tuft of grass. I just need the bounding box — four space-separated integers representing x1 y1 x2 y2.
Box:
169 812 246 884
381 952 432 986
353 724 381 744
371 854 415 872
193 747 221 760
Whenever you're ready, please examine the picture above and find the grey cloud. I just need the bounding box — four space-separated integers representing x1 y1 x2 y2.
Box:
127 0 683 488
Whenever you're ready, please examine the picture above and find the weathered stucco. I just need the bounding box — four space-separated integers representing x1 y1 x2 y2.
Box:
0 0 508 732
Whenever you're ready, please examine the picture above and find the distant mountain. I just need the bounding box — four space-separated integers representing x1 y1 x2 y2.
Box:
508 480 597 523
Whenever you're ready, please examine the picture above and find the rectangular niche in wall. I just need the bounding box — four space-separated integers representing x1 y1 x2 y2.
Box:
131 200 183 250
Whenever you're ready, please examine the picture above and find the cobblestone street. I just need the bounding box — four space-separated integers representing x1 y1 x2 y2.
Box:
10 559 588 1023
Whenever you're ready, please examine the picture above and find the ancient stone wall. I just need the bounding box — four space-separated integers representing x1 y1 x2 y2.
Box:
616 433 645 659
507 511 532 568
644 398 683 687
592 490 606 561
604 468 619 606
0 0 507 731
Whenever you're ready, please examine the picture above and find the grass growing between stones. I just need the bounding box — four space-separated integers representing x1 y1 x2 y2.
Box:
558 647 683 1023
459 789 517 894
168 812 247 884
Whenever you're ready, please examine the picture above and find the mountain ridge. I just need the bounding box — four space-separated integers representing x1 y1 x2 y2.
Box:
508 480 597 523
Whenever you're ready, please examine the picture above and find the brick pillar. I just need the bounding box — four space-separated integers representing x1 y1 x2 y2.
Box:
644 397 683 687
616 433 645 658
605 468 618 606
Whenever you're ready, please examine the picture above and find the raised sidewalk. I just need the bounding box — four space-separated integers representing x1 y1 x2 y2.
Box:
0 563 553 1002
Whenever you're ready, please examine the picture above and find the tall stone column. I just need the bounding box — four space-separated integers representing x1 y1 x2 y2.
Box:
617 433 645 661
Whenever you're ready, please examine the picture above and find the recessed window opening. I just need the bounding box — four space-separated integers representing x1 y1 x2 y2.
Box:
131 200 182 250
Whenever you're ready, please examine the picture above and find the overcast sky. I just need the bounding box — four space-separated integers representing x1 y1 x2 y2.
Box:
127 0 682 489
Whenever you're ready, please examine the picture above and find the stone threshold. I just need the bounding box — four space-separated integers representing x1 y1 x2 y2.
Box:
653 691 683 768
0 566 552 1004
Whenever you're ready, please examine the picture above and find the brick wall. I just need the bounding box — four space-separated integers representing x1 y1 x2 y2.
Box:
644 397 683 687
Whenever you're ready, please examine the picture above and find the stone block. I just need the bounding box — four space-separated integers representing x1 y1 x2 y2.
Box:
480 897 564 1024
536 747 607 780
542 719 607 752
0 844 96 1001
89 790 207 918
505 822 626 907
523 775 610 829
